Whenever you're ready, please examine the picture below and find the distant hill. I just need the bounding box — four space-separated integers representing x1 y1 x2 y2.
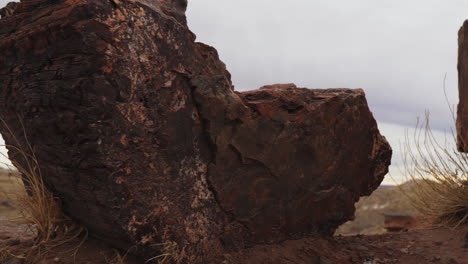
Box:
336 182 420 235
0 169 21 219
377 185 395 190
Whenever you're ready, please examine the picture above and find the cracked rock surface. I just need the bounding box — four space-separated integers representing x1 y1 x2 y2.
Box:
0 0 392 263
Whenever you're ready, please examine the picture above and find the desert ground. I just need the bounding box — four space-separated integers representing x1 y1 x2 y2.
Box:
1 170 466 264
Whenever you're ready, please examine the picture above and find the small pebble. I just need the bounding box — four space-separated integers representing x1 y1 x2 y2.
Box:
53 257 60 262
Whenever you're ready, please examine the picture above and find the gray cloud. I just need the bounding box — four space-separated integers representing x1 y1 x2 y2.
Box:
0 0 12 9
187 0 468 130
1 0 464 130
1 0 466 183
185 0 468 185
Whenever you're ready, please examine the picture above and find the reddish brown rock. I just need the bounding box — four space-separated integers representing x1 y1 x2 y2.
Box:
193 81 392 246
383 213 417 232
0 0 391 263
458 20 468 152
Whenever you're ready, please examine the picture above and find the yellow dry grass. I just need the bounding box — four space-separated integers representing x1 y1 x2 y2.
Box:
106 249 128 264
145 242 176 264
403 114 468 228
0 121 173 263
0 120 85 262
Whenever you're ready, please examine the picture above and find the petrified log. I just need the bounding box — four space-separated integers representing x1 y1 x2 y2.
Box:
0 0 392 263
458 20 468 152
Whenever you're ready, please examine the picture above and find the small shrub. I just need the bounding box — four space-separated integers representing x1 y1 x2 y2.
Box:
403 114 468 227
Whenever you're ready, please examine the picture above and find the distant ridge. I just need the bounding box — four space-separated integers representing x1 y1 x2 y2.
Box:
378 185 395 190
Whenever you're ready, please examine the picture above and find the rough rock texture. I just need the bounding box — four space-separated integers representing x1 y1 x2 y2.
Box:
0 0 392 263
458 20 468 152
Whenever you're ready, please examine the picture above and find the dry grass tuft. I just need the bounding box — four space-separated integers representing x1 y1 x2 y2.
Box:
0 246 26 262
106 249 128 264
145 242 177 264
403 114 468 228
0 120 85 262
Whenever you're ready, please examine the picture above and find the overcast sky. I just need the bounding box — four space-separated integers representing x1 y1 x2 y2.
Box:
187 0 468 130
1 0 467 184
186 0 468 184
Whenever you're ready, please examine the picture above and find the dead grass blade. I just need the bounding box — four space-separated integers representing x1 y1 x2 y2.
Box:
0 118 85 262
402 113 468 228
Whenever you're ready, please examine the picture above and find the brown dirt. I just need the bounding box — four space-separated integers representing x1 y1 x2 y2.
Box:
1 173 466 263
0 223 145 264
224 225 468 264
0 223 466 264
2 172 467 264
